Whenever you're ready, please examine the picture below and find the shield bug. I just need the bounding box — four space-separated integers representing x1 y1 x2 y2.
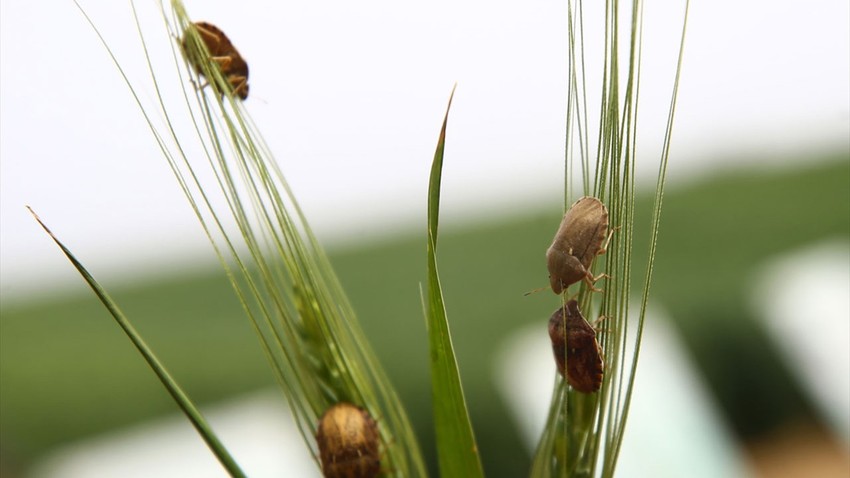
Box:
548 299 603 393
316 402 381 478
546 196 612 294
181 21 250 100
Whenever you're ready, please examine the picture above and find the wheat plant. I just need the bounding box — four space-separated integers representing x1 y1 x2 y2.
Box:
530 1 689 477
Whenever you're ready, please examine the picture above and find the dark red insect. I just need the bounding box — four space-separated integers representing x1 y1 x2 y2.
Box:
548 299 604 393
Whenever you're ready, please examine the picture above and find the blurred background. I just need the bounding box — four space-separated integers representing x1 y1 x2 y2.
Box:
1 0 848 477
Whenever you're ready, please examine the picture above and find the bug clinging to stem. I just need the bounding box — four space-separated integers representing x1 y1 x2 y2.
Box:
546 196 614 294
316 402 381 478
548 299 604 393
181 21 250 100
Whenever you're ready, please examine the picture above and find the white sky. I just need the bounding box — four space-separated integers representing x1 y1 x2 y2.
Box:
1 0 848 301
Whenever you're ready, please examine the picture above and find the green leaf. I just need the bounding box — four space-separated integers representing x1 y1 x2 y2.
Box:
28 207 247 478
424 86 485 478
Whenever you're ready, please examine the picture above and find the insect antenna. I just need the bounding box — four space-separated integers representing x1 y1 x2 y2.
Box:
523 285 550 297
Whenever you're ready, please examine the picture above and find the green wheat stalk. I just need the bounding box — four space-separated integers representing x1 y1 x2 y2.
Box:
65 0 429 475
531 1 690 476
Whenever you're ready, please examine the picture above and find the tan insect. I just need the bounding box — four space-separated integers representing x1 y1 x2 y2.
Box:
546 196 613 294
181 21 250 100
316 402 381 478
548 299 603 393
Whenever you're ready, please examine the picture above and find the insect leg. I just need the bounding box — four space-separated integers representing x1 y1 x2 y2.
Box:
190 78 210 92
194 23 223 46
592 315 611 333
210 55 234 70
228 75 249 99
583 270 609 292
597 226 621 255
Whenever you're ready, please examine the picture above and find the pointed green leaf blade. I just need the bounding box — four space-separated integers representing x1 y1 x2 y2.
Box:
425 87 485 478
28 207 246 478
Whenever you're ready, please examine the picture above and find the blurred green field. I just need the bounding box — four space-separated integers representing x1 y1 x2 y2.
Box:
1 153 848 476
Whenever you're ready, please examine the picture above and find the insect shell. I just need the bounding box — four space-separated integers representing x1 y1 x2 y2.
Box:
181 22 250 100
316 402 381 478
548 300 603 393
546 196 610 294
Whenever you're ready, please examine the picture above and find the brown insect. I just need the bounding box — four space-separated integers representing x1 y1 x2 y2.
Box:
546 196 612 294
548 299 603 393
316 402 381 478
181 21 250 100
